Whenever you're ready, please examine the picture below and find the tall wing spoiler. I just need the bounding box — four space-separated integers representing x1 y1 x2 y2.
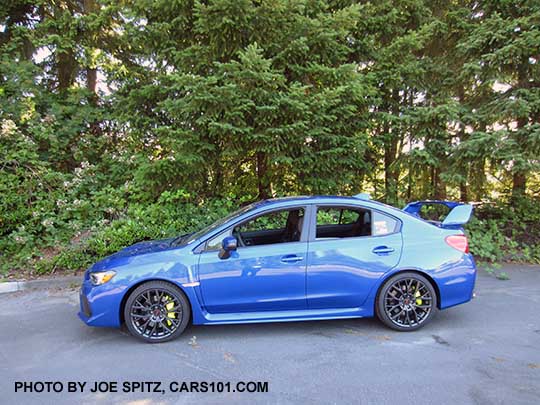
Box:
403 200 473 229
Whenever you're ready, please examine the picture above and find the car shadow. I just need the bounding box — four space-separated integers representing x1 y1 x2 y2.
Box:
183 317 384 339
79 308 468 345
177 307 467 341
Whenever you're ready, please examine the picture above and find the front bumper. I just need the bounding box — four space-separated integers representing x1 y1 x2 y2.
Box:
80 288 91 318
78 277 123 328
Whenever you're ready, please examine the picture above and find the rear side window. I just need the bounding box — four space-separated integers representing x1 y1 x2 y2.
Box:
372 211 398 236
316 207 371 239
316 208 360 226
316 206 399 239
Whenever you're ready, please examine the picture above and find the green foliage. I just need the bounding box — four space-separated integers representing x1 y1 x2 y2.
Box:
31 196 235 274
480 262 509 280
467 218 509 263
1 0 539 275
467 202 540 264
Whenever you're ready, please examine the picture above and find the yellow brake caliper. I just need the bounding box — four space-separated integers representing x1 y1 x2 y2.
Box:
165 296 176 326
415 290 422 305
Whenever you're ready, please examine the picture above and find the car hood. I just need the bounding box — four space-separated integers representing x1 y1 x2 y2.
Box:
119 238 176 256
89 237 180 272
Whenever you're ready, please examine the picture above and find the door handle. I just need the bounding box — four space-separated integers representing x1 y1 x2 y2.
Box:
281 255 303 263
372 246 395 255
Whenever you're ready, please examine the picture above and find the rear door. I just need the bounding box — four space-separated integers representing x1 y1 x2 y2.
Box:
306 205 403 309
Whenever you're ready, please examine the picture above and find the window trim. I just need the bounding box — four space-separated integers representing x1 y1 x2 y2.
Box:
195 204 312 254
309 203 401 242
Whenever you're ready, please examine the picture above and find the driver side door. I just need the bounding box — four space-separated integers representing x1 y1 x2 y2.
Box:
197 206 309 314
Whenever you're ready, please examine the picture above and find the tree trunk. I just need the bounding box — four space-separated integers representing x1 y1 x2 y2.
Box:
459 182 468 202
86 67 97 101
457 86 468 202
511 171 527 202
87 68 97 93
57 49 77 91
511 61 529 202
511 119 528 202
407 166 412 201
83 0 98 103
384 139 399 204
256 152 271 200
471 122 487 201
383 89 401 204
432 167 446 200
0 2 35 59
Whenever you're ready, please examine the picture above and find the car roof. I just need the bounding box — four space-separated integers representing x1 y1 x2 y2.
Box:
253 195 358 207
252 195 398 212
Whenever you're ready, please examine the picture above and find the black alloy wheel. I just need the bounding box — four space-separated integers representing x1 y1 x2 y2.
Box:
124 281 190 342
376 272 437 331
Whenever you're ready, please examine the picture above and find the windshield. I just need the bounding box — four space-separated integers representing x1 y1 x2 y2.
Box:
177 202 257 246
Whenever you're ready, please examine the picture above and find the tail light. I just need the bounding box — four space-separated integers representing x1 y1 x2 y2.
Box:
445 235 469 253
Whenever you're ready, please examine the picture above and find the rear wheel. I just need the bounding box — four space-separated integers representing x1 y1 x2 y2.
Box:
124 281 190 343
376 272 437 331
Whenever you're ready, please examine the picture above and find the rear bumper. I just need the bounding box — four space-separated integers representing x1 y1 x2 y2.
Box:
437 253 477 309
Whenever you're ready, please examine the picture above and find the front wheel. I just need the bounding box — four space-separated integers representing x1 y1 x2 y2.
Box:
124 281 190 343
376 272 437 331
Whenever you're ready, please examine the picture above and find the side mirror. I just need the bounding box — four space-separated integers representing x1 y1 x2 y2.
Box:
218 236 237 260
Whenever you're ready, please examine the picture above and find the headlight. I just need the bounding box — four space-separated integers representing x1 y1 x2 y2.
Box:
90 270 116 286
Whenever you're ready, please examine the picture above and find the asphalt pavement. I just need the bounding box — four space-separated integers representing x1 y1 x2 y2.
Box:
1 264 539 404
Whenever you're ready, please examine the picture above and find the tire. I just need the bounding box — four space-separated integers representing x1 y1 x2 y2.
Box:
124 280 190 343
376 272 437 331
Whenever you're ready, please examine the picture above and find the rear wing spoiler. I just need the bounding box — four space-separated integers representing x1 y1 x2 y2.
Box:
403 200 473 229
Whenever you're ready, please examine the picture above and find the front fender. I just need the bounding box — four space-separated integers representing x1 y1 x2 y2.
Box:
79 253 200 328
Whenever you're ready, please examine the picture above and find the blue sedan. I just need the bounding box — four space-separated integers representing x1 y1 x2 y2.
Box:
79 195 476 342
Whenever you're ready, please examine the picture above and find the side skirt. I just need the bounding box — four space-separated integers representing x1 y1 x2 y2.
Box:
194 306 373 325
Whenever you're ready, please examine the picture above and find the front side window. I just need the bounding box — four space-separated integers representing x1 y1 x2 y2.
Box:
206 229 231 251
203 207 305 251
232 208 305 247
185 202 256 245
